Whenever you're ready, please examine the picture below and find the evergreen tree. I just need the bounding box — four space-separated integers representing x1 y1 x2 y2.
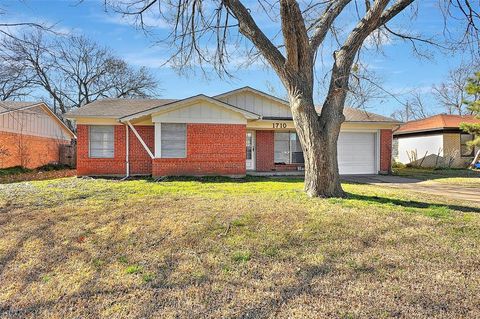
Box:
460 72 480 150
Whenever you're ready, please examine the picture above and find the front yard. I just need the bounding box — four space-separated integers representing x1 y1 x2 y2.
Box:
1 176 479 318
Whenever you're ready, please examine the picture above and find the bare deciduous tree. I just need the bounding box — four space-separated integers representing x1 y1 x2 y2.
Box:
0 60 34 101
433 61 480 115
391 91 430 122
107 0 479 197
0 32 159 117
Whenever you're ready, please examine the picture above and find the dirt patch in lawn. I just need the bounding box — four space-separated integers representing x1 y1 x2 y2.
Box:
0 177 479 318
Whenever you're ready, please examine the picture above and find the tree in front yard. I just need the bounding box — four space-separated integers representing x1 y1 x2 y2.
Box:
460 71 480 163
107 1 479 197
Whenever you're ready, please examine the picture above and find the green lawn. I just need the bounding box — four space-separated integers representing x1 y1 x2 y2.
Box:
393 167 480 187
1 177 479 318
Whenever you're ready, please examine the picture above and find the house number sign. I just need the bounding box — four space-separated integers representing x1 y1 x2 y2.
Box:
272 123 287 129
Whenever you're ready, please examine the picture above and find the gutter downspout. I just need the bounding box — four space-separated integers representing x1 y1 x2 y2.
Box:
123 123 130 179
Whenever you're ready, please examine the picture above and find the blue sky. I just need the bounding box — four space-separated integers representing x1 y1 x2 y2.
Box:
2 0 474 116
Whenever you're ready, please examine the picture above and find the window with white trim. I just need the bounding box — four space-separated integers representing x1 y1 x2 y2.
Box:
89 125 114 158
161 123 186 158
274 132 304 164
460 133 474 157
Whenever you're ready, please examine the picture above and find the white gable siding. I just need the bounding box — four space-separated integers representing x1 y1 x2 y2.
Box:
396 134 444 164
151 101 247 124
218 91 291 118
0 106 70 140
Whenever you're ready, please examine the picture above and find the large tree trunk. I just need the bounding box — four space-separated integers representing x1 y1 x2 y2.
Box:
288 86 346 198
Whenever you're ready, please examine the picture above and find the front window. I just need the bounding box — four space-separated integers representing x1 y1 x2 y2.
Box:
274 131 304 164
161 123 186 158
460 133 474 157
89 125 114 158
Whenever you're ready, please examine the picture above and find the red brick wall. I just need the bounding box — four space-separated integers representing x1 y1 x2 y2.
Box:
128 126 154 175
255 130 304 172
255 130 275 171
380 129 393 173
152 123 246 176
0 131 69 169
77 124 127 176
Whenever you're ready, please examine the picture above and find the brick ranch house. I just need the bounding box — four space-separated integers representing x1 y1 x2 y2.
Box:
0 101 75 169
66 87 399 177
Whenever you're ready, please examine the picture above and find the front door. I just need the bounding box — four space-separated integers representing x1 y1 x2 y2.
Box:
246 131 255 170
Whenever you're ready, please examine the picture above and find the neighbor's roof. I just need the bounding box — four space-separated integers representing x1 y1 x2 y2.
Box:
394 114 480 135
0 100 76 138
66 98 178 118
0 101 42 115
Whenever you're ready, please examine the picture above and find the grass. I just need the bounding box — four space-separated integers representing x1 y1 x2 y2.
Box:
0 165 75 184
393 167 480 187
0 176 479 318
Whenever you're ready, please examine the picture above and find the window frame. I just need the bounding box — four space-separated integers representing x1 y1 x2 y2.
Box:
460 133 475 158
88 125 115 159
159 123 187 158
274 131 304 164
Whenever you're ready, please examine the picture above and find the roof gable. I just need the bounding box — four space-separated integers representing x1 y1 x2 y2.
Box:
151 99 248 124
120 95 260 122
215 87 291 118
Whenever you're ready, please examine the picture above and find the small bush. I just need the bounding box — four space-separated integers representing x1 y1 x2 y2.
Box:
37 163 71 171
0 166 32 176
392 161 406 169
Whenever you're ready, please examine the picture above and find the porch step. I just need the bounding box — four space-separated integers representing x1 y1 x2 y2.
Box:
247 171 305 177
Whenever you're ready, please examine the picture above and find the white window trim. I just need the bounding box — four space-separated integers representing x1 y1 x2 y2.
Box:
89 125 115 159
274 131 303 164
158 123 187 159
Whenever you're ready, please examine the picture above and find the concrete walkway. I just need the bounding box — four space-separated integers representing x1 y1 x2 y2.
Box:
342 175 480 204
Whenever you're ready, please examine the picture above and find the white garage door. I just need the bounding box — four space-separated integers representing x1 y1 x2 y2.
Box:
338 132 377 174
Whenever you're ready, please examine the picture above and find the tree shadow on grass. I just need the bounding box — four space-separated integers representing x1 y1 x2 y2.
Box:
347 193 480 214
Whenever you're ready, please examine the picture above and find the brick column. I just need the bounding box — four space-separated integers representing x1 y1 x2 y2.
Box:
255 130 275 171
380 129 393 174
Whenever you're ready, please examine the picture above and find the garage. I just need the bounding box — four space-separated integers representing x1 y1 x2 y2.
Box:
338 132 377 175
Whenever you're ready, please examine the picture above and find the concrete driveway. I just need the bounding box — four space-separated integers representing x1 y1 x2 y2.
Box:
342 175 480 204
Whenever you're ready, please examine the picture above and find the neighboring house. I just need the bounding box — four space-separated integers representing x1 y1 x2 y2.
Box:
394 114 480 168
0 101 75 169
66 87 399 177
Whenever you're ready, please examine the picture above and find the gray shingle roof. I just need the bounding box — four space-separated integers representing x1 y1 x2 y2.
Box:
341 107 399 123
65 94 399 123
66 98 178 118
0 101 41 115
